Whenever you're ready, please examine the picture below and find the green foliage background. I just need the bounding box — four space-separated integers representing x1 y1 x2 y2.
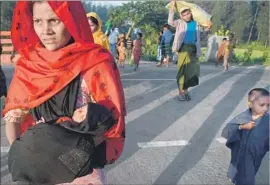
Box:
0 1 269 64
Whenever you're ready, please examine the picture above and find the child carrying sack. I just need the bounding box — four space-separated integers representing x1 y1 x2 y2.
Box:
166 1 212 29
8 103 116 185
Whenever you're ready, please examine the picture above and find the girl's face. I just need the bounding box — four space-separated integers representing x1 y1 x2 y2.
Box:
120 33 125 38
120 42 124 47
33 2 72 51
251 96 270 115
88 19 98 33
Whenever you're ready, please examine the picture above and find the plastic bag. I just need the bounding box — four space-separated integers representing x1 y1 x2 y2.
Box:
129 54 134 66
166 1 212 28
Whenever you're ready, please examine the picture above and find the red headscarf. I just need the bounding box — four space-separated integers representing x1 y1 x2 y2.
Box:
3 1 126 164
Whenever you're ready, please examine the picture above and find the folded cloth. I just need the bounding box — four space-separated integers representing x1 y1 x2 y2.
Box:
8 103 116 185
60 103 116 136
8 123 95 185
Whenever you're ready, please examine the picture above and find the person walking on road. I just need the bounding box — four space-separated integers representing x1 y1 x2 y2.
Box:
133 32 144 71
156 30 163 62
157 24 173 67
126 35 133 62
117 41 126 68
222 88 269 185
86 12 110 51
109 27 119 60
168 1 202 101
3 1 126 184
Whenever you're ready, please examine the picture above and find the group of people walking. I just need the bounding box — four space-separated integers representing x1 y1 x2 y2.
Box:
0 1 268 185
108 30 144 71
85 14 144 71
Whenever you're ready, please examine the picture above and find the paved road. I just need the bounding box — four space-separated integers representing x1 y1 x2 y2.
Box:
1 63 269 185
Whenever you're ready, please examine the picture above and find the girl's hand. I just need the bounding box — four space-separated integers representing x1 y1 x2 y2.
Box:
170 1 176 11
240 121 256 130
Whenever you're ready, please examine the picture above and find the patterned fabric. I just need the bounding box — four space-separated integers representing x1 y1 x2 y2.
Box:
4 76 106 184
176 44 199 91
133 39 143 64
161 43 172 57
4 2 125 184
59 169 106 185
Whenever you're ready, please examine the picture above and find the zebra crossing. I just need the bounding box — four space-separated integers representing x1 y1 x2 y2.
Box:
1 64 269 185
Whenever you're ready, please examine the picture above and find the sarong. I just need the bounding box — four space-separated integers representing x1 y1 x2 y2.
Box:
176 44 200 91
0 66 7 97
161 43 172 57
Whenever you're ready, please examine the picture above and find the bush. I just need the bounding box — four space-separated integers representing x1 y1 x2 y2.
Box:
237 42 269 52
263 51 269 66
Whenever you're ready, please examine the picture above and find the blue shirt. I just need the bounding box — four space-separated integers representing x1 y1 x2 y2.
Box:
161 30 173 45
108 31 119 44
184 20 197 44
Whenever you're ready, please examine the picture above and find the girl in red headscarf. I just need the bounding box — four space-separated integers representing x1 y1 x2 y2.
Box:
3 1 126 184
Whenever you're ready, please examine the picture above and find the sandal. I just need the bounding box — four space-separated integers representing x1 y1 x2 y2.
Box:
177 94 186 101
185 93 191 101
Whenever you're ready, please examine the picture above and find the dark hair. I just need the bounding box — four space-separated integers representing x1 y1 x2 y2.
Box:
88 16 99 26
163 24 169 29
160 30 163 34
223 38 227 41
248 88 269 101
138 33 142 38
10 50 17 62
0 44 2 55
181 8 191 15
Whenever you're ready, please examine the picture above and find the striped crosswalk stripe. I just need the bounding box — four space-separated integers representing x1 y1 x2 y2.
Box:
1 65 269 184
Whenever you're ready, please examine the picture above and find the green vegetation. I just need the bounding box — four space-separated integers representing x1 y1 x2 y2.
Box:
0 1 269 66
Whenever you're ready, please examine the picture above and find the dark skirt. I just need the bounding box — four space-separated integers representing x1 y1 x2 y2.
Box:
161 43 172 57
0 66 7 97
176 44 200 91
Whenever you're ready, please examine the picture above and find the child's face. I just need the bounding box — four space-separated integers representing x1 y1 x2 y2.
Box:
120 42 124 47
251 96 270 115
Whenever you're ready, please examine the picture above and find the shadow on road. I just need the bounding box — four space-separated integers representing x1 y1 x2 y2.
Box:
153 70 265 184
108 69 251 172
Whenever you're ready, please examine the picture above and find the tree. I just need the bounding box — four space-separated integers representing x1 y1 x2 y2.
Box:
229 1 253 43
247 1 259 44
210 1 228 33
0 1 16 30
107 1 169 58
256 1 269 46
108 1 168 30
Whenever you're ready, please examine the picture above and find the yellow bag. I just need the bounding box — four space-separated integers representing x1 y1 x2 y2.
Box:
166 1 212 29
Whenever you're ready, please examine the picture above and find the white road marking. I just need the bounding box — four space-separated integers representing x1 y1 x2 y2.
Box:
214 69 270 143
1 165 8 173
138 140 189 148
125 71 228 124
109 68 252 177
122 79 177 81
120 71 140 77
216 137 227 144
1 146 10 153
124 81 154 101
144 82 174 95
